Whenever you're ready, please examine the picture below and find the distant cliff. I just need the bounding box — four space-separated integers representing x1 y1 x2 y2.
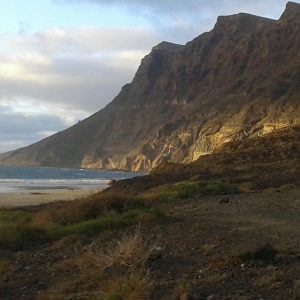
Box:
1 2 300 171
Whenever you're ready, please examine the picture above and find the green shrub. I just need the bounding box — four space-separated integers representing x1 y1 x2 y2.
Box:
48 207 164 238
0 222 45 248
0 199 164 249
143 180 236 201
0 210 45 248
34 195 149 226
0 210 32 224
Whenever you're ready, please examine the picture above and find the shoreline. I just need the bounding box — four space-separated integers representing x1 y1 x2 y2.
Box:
0 188 101 208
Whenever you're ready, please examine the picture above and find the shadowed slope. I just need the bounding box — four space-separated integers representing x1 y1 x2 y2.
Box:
107 125 300 194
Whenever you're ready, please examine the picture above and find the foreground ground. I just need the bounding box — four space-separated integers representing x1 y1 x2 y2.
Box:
0 127 299 299
0 190 299 299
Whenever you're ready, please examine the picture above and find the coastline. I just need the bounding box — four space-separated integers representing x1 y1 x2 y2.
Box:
0 188 101 208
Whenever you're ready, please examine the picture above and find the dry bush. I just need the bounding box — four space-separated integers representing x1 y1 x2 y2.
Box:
97 228 154 273
43 228 157 300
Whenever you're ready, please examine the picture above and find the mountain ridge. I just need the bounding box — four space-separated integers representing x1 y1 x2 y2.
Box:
1 2 300 170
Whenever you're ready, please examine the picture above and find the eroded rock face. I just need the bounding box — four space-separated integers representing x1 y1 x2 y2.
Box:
1 3 300 171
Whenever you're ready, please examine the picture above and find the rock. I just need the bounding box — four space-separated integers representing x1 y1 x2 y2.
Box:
206 294 220 300
219 197 230 204
241 243 278 262
108 179 117 185
294 280 300 299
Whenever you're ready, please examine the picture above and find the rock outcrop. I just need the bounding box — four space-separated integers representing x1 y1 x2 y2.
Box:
1 2 300 171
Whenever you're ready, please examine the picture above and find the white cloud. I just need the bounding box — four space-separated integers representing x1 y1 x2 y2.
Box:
0 26 161 111
0 26 164 152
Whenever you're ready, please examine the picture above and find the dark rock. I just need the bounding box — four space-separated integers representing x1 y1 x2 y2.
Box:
108 179 117 186
219 197 230 204
241 243 278 262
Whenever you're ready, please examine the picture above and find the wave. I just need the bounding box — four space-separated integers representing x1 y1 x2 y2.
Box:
0 178 111 193
0 166 142 193
0 179 110 183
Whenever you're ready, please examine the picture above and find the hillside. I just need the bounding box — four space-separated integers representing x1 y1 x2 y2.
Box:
106 125 300 195
0 2 300 171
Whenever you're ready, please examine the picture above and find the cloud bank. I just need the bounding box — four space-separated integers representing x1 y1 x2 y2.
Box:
0 26 163 152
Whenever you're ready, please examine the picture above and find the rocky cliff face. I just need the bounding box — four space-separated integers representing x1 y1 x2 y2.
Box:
1 2 300 171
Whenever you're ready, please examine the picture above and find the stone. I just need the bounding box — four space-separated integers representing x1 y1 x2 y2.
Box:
219 197 230 204
206 294 220 300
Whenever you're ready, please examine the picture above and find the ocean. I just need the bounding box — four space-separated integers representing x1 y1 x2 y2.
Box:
0 166 143 193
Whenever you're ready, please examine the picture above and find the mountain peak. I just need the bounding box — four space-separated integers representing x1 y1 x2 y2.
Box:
280 1 300 20
214 13 274 33
152 41 184 52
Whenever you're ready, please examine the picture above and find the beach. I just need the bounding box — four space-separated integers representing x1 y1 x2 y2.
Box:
0 188 101 208
0 166 142 208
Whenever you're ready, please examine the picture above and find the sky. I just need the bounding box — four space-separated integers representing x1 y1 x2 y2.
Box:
0 0 296 152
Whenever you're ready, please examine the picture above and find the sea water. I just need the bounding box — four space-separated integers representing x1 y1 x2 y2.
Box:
0 166 143 193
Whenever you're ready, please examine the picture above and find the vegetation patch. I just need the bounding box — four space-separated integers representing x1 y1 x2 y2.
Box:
142 180 237 201
48 207 164 238
0 196 164 249
0 210 45 248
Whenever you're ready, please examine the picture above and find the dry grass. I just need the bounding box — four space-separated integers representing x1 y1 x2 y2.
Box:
41 228 157 300
238 182 257 193
102 271 153 300
0 260 11 276
100 228 154 272
253 269 284 288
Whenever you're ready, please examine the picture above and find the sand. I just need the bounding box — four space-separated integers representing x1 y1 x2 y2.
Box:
0 188 101 208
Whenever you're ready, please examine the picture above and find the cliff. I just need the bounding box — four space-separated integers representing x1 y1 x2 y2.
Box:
1 2 300 171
